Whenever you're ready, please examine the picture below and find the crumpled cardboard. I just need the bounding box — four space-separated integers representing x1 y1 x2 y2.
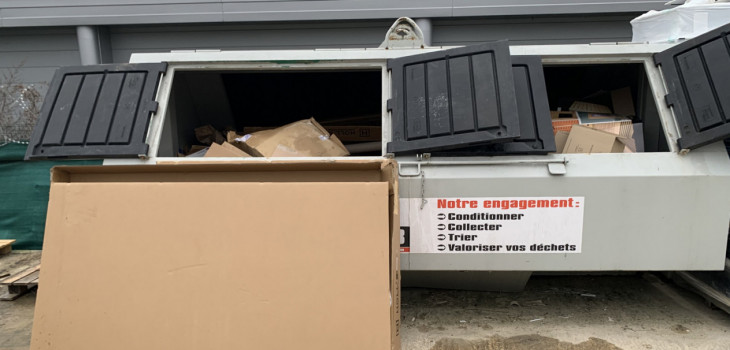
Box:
562 125 634 154
204 142 252 158
194 125 225 145
228 118 350 157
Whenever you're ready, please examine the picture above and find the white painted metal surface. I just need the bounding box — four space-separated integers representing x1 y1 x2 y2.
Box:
130 43 676 64
398 145 730 271
120 42 730 273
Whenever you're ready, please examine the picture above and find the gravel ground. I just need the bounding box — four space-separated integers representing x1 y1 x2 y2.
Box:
0 251 41 350
401 274 730 350
2 251 729 350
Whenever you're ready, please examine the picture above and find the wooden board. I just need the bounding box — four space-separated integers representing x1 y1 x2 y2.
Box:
0 264 41 301
0 239 15 255
0 265 40 285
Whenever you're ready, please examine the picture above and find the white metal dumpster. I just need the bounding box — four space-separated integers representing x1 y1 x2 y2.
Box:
25 20 730 289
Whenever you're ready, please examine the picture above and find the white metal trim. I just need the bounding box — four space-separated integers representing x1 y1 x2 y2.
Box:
144 61 388 160
138 43 682 161
129 43 678 64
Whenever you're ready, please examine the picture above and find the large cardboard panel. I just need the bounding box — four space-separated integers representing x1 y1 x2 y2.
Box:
554 130 570 153
562 125 630 154
32 162 398 350
203 141 251 158
228 118 349 157
243 126 382 143
611 87 635 117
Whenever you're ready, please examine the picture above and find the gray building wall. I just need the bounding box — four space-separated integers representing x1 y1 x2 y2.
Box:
0 1 664 27
1 13 640 91
0 27 79 140
109 14 638 62
0 1 658 140
0 27 79 92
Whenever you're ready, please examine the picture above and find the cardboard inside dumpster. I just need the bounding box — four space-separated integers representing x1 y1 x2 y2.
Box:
31 160 400 350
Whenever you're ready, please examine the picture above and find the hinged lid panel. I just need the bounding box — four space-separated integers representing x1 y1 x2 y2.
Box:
387 41 520 154
26 63 167 160
654 23 730 150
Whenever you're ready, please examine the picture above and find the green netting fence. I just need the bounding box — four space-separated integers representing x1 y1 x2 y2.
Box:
0 142 101 249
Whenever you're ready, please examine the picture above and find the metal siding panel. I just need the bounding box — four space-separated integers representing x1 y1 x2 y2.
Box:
0 1 662 27
0 28 79 106
654 22 730 150
112 49 153 64
1 4 223 27
0 67 56 86
453 0 665 16
387 41 520 154
426 60 451 137
1 0 218 6
222 1 452 22
0 36 78 52
107 17 633 63
433 15 635 45
0 51 80 68
109 22 390 63
0 26 77 35
26 63 167 159
109 22 389 50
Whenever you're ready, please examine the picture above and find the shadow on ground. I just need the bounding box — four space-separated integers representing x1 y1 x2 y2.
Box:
431 334 621 350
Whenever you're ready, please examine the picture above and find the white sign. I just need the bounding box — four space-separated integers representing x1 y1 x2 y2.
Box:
401 197 584 254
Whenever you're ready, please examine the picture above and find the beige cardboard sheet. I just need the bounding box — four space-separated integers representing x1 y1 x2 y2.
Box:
32 180 391 350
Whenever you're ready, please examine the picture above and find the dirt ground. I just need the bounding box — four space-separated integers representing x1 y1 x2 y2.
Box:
1 251 730 350
401 274 730 350
0 251 41 350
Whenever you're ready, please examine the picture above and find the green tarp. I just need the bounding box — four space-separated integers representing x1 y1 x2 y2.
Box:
0 142 101 249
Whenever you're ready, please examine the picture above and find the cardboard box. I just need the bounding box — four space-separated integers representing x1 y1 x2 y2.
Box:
243 125 382 143
611 87 635 117
562 125 633 154
32 160 400 350
583 120 634 138
187 145 208 155
194 125 225 145
322 126 381 142
551 111 579 134
632 123 645 152
569 101 612 114
576 112 630 125
554 130 570 153
550 110 578 120
184 147 208 157
229 118 350 157
203 141 251 158
567 87 635 117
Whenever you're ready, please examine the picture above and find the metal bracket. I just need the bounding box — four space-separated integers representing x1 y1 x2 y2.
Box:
547 163 567 175
378 17 426 50
398 162 422 177
397 158 568 175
